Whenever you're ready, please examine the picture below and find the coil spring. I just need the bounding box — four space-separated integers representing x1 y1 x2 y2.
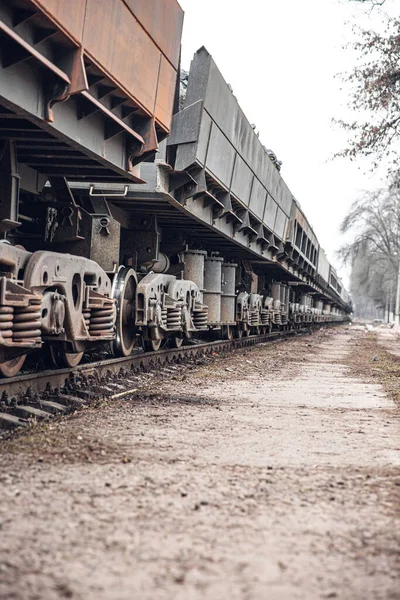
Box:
13 300 41 342
160 307 168 328
0 306 13 339
273 311 281 325
87 306 115 337
83 310 91 329
166 307 181 330
250 310 259 326
261 310 269 325
281 313 288 325
193 307 208 329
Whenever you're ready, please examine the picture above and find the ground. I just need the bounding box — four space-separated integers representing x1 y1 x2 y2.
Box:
0 327 399 600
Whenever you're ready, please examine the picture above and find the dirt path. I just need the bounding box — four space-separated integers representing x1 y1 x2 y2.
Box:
0 328 399 600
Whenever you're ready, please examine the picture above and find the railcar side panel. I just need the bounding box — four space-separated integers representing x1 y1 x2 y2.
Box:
26 0 184 133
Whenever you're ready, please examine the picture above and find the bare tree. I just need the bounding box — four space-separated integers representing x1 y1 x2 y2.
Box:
349 0 387 4
335 13 400 177
339 181 400 316
337 0 397 317
350 246 394 315
340 186 400 262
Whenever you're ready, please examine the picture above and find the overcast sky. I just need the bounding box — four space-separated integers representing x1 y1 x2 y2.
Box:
178 0 397 286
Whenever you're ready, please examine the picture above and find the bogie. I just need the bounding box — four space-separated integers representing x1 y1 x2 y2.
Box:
0 245 349 376
0 9 350 377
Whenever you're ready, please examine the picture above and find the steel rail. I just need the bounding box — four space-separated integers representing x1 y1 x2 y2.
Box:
1 324 341 433
0 330 293 399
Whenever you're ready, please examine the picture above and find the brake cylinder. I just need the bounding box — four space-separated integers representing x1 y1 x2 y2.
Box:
183 250 206 301
221 263 237 323
203 255 224 323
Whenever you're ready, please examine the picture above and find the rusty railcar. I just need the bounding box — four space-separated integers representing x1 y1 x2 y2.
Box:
0 4 350 378
0 0 185 375
0 0 183 192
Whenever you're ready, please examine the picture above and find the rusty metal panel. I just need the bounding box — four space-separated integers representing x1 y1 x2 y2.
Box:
83 0 160 116
123 0 184 70
154 56 177 131
29 0 86 42
27 0 182 133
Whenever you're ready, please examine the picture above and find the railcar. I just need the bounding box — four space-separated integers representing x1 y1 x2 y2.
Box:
0 2 351 377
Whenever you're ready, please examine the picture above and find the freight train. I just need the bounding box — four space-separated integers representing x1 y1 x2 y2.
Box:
0 0 351 377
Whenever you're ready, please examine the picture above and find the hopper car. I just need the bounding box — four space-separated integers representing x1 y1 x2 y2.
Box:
0 0 351 377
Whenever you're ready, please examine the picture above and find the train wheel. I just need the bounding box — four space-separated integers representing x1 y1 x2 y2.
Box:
222 325 233 340
49 347 83 368
112 267 137 357
143 338 162 352
171 337 183 348
0 353 26 377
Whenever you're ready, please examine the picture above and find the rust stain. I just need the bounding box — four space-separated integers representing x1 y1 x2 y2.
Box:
30 0 86 43
123 0 184 70
27 0 183 133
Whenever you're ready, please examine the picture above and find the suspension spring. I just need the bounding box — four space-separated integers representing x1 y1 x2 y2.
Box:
161 307 168 327
13 300 41 342
193 307 208 329
261 310 269 325
83 310 91 329
273 311 281 325
0 306 13 339
87 306 115 337
250 310 259 326
166 307 181 330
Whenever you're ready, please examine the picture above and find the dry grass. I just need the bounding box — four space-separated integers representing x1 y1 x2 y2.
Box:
347 331 400 407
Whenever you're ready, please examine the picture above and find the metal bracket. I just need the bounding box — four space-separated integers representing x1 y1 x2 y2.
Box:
89 185 128 198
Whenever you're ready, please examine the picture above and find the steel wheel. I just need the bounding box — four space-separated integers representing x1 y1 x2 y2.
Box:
234 326 243 339
171 337 183 348
222 325 233 340
0 353 26 377
143 338 162 352
112 267 137 357
49 347 83 368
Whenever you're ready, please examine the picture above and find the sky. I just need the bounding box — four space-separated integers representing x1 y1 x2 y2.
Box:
178 0 398 287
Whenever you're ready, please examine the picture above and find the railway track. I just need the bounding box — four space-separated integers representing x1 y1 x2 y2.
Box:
0 327 321 433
